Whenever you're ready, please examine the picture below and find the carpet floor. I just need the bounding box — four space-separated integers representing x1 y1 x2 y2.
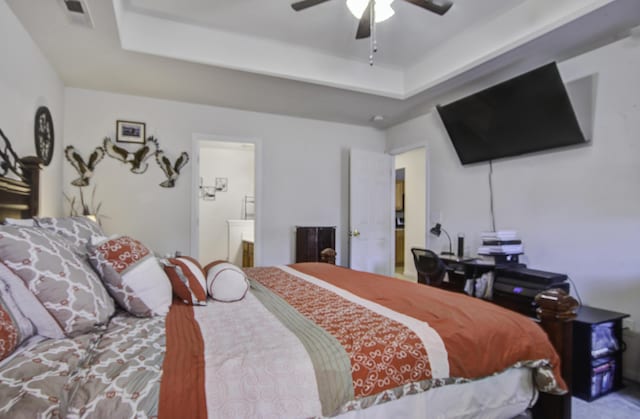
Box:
572 380 640 418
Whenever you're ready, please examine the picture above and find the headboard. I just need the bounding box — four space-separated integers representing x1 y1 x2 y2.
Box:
0 130 42 222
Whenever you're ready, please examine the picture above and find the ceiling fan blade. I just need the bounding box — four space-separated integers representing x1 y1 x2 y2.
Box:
355 0 373 39
291 0 333 12
403 0 453 16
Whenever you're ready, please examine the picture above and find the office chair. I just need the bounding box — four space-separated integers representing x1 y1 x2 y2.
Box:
411 248 446 286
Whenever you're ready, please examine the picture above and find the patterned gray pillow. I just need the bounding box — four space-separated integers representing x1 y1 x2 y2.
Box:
34 216 104 248
0 225 115 337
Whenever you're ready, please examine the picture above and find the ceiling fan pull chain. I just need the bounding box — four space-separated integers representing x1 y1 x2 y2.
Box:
292 0 453 66
369 1 376 66
372 6 378 53
369 36 374 66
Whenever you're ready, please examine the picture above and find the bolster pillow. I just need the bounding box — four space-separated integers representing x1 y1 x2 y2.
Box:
205 262 249 302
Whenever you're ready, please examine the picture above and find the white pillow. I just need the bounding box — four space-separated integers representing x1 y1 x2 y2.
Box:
0 262 64 339
89 236 172 317
206 262 249 302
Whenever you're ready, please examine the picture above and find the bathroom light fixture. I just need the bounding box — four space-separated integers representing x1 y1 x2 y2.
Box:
347 0 394 22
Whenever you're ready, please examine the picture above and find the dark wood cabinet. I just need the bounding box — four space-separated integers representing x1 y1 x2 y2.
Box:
395 180 404 211
395 229 404 267
295 226 335 263
242 240 254 268
572 306 629 401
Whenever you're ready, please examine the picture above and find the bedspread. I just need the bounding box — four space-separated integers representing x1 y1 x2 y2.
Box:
159 263 566 418
0 263 566 418
0 313 165 418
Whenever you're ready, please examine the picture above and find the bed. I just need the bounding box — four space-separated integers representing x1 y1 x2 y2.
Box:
0 151 575 419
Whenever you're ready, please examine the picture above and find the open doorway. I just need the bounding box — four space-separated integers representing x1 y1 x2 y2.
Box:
196 140 255 266
393 147 427 281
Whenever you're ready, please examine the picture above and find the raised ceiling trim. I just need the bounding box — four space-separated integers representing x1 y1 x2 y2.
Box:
114 0 616 99
115 0 405 98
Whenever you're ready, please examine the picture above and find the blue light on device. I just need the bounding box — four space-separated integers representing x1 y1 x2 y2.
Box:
513 287 523 294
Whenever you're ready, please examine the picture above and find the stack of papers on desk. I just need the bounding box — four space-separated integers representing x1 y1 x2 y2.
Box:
480 230 519 241
477 244 524 255
478 231 523 255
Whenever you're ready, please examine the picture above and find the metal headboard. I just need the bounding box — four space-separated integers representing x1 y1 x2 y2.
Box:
0 129 42 221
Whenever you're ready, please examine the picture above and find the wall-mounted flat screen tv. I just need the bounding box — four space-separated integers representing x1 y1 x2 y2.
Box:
436 62 586 165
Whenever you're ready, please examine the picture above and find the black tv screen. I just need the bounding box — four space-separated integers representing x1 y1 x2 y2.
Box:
436 63 586 165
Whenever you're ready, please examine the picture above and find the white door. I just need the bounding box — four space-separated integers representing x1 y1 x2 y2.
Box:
349 149 393 275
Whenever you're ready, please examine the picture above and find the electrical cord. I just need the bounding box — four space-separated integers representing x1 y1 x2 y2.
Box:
567 276 583 307
489 160 496 231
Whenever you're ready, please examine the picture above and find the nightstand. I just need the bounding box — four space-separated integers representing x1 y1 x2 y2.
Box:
572 305 629 401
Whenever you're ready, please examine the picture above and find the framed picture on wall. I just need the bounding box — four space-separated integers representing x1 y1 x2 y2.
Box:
215 177 228 192
116 120 146 144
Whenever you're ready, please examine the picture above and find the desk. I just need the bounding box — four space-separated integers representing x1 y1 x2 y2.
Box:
439 256 496 296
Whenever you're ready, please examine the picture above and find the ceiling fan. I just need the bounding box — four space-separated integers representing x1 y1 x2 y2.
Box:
290 0 453 40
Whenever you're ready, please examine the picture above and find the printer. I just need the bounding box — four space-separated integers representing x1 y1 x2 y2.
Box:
493 265 570 317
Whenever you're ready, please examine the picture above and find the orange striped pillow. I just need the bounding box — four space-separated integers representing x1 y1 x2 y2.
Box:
162 257 207 305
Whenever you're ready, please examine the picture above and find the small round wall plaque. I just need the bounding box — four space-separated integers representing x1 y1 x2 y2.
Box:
34 106 54 166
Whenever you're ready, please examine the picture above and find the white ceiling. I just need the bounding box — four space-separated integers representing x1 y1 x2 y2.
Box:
7 0 640 128
125 0 519 69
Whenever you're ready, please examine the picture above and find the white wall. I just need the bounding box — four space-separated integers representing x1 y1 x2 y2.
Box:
198 144 254 262
386 36 640 381
63 88 386 266
0 1 64 216
394 148 427 278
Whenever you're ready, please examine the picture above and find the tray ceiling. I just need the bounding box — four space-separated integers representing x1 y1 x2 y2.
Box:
7 0 640 127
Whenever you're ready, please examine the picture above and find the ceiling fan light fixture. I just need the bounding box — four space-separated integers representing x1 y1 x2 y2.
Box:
347 0 395 23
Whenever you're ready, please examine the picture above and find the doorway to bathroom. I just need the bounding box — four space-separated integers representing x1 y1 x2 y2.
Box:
195 139 256 266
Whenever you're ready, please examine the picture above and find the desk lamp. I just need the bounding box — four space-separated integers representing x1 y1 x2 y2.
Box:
430 223 454 255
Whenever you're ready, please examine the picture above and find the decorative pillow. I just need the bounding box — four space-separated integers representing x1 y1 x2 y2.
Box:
180 255 203 269
203 260 226 274
161 257 207 305
0 261 64 339
0 280 35 361
205 262 249 302
35 216 104 248
0 225 115 337
89 236 172 317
